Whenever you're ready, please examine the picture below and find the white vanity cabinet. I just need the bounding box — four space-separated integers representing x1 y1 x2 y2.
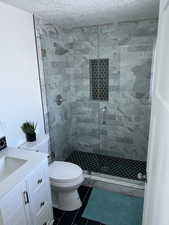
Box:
0 159 53 225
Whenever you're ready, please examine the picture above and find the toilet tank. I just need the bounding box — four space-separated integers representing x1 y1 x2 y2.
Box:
19 134 49 154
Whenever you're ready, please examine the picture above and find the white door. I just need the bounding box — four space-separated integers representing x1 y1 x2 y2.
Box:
142 0 169 225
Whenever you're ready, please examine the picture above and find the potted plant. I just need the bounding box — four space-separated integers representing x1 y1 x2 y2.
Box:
21 121 37 142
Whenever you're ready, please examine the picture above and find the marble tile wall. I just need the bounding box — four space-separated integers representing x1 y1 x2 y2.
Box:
36 18 158 161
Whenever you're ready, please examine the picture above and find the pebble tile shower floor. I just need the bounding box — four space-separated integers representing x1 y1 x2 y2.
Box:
53 185 105 225
66 151 146 181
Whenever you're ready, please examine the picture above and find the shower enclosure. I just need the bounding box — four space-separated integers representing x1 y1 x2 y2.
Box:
35 18 158 181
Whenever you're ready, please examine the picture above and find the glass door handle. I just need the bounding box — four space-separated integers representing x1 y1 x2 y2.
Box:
101 106 107 124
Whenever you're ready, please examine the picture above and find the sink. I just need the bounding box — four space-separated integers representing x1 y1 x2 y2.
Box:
0 156 26 182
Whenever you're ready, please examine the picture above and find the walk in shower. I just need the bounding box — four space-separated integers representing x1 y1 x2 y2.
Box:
36 18 158 182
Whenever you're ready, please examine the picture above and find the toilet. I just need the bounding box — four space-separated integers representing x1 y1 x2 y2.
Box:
49 161 83 211
19 134 84 211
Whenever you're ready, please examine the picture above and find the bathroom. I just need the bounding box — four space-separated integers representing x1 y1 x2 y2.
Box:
0 0 169 225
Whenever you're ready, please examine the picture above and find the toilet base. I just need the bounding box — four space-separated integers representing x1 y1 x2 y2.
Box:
54 189 82 211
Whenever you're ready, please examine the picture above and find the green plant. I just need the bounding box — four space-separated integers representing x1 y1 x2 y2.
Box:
21 121 37 135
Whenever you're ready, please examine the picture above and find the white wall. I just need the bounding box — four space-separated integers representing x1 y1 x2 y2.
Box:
0 2 45 147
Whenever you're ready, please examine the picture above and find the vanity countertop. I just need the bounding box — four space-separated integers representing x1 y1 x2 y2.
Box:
0 147 48 199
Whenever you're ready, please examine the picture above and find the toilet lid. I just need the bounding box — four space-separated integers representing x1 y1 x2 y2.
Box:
49 161 83 183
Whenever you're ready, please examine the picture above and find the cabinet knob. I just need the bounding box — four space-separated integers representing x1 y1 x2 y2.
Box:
23 191 30 205
40 201 45 208
37 178 43 184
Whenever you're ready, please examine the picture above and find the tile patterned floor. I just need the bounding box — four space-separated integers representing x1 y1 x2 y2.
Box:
66 151 146 181
53 186 105 225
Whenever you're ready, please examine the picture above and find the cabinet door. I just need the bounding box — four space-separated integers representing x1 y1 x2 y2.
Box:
26 160 53 225
0 181 28 225
35 203 52 225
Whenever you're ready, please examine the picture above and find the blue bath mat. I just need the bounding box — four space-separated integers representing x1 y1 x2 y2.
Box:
82 188 144 225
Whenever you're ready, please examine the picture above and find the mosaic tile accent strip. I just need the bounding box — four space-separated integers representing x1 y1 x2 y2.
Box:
90 58 109 101
66 151 146 181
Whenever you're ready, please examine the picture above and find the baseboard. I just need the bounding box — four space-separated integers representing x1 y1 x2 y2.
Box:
52 203 58 209
49 219 54 225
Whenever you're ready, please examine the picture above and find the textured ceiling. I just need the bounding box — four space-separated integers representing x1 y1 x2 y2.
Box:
0 0 159 27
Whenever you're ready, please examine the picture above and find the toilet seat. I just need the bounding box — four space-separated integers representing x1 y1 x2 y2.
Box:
49 161 83 184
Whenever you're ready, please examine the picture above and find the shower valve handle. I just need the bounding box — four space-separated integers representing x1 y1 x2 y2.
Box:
56 94 65 105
